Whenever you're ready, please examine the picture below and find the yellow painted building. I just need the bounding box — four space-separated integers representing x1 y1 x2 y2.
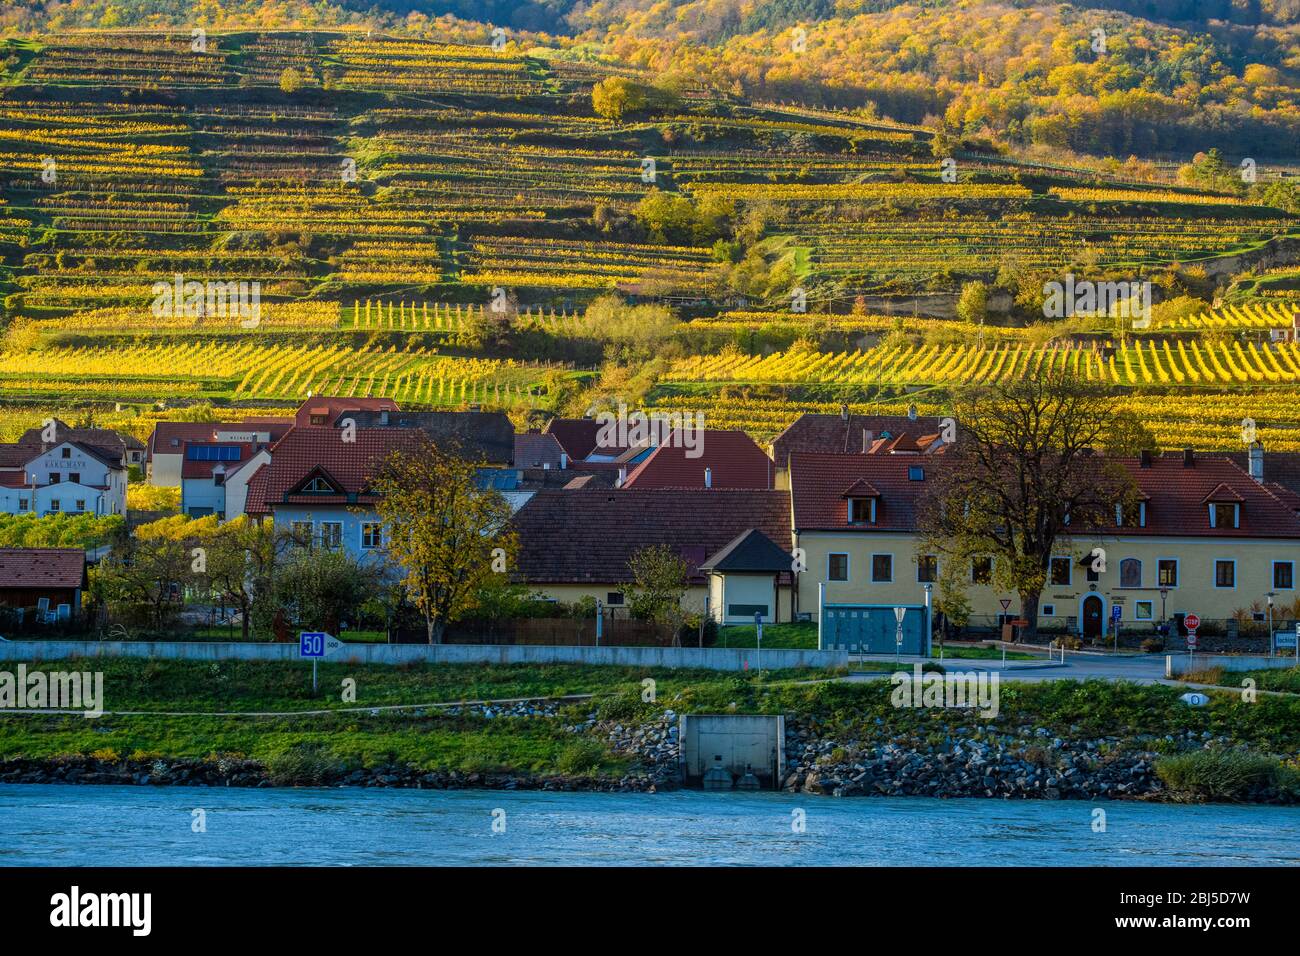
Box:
789 451 1300 638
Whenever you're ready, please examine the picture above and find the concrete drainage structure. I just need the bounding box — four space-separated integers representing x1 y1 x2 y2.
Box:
679 714 785 790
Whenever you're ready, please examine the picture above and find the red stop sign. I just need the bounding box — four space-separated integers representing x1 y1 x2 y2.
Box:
1185 613 1201 631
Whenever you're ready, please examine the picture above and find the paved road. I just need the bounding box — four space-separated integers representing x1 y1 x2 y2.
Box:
847 652 1169 683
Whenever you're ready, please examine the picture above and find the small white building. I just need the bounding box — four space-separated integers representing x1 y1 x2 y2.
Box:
699 529 794 625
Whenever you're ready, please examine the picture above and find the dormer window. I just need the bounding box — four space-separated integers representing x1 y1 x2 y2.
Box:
1116 501 1147 527
841 478 881 525
1208 502 1239 529
1203 484 1243 529
302 476 334 493
848 497 876 524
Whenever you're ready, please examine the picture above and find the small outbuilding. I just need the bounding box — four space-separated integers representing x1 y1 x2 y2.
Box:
0 548 87 622
699 529 793 625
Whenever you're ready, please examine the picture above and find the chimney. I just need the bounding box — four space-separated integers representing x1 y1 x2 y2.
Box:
1182 448 1195 468
907 404 918 421
861 429 874 454
617 466 627 487
559 452 568 469
1139 449 1152 469
704 467 713 488
840 403 848 421
1249 441 1264 484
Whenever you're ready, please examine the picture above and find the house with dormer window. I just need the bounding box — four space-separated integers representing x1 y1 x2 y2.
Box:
790 448 1300 642
244 426 420 559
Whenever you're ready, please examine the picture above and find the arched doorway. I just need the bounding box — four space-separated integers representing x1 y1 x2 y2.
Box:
1081 595 1104 638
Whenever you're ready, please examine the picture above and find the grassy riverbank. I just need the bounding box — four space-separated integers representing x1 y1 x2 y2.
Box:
2 658 1298 798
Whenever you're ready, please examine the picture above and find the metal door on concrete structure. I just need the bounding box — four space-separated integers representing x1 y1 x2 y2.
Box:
820 604 928 654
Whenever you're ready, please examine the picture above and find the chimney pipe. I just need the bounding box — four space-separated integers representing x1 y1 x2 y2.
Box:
1139 449 1152 469
704 467 713 488
1249 441 1264 484
840 403 848 421
559 452 568 469
617 465 627 487
1183 448 1195 468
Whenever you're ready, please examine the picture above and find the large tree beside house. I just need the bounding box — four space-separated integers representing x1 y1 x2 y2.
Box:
371 437 516 644
918 374 1147 642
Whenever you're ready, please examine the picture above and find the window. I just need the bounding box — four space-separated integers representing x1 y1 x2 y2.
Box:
301 476 334 494
60 447 71 459
68 472 79 485
606 592 624 606
1215 560 1236 588
828 553 849 582
362 522 383 550
871 554 893 583
1116 502 1147 527
48 473 60 484
1049 557 1071 586
17 497 28 512
971 556 992 585
1119 558 1142 589
907 466 924 481
1158 559 1178 588
319 521 343 551
213 472 225 486
848 497 875 524
917 554 937 583
729 604 769 618
49 499 60 512
1041 604 1056 617
291 520 313 546
1208 502 1239 529
1275 561 1294 590
1135 601 1154 620
74 499 85 512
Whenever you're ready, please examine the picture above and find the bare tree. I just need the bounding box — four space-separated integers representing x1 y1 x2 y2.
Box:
919 373 1146 641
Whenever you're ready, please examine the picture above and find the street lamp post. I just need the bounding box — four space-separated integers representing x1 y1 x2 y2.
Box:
1160 586 1169 634
923 583 934 660
1268 592 1276 657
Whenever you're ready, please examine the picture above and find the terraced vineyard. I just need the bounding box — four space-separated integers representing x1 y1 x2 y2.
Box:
0 29 1296 451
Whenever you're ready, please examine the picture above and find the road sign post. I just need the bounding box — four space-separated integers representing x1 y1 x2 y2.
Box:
1184 613 1200 663
893 606 906 667
1111 604 1122 651
299 631 342 694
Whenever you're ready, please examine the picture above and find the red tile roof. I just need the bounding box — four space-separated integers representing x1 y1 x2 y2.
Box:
771 412 944 466
791 454 931 531
790 452 1300 538
147 419 291 461
251 426 422 512
621 430 774 489
0 548 86 590
542 418 602 460
294 396 400 428
244 462 270 516
511 489 792 585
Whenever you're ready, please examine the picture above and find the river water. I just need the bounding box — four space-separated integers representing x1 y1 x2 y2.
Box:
2 784 1297 866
